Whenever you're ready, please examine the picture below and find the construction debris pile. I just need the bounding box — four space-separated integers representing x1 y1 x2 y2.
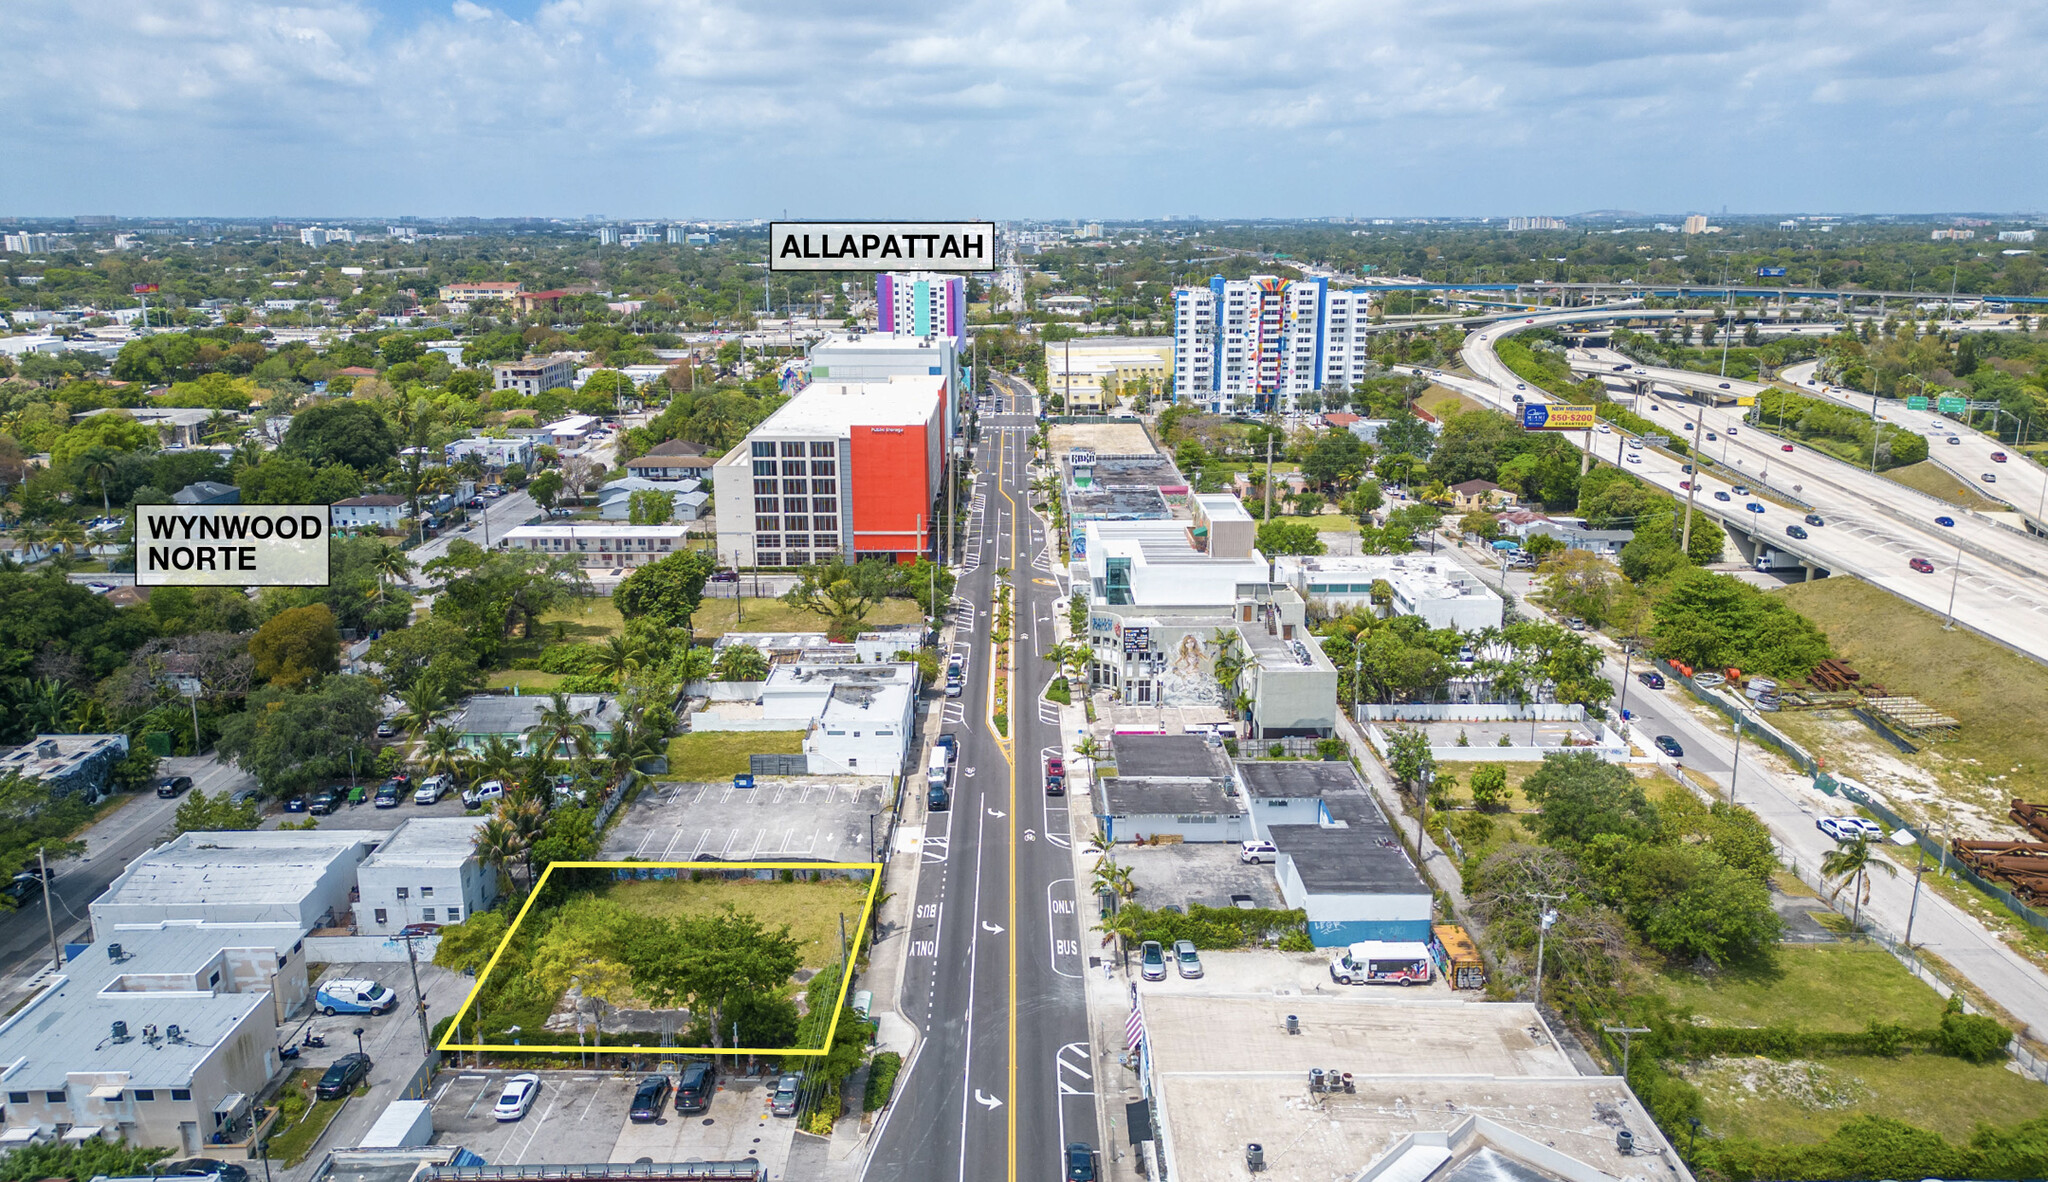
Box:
1948 801 2048 905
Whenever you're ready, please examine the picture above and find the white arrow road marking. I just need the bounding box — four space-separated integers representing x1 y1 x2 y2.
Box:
974 1090 1003 1110
981 921 1005 935
987 808 1005 818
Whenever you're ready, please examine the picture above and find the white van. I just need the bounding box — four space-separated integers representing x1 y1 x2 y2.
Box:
1329 941 1434 987
926 747 950 791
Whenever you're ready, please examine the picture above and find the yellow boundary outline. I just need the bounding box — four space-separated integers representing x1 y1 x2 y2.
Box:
436 859 883 1056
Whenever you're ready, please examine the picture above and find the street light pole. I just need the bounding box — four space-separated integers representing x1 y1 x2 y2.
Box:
1728 707 1745 806
1944 536 1964 630
1528 893 1564 1009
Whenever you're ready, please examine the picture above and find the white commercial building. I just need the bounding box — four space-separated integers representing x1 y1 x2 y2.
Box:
91 830 378 936
690 662 919 776
804 331 964 441
874 271 965 341
499 523 689 569
1171 275 1379 414
2 232 57 254
492 356 575 395
444 436 534 470
1275 554 1504 632
330 495 408 532
597 477 708 521
354 817 499 936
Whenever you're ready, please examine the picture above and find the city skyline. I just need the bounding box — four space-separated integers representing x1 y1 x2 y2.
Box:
2 2 2044 218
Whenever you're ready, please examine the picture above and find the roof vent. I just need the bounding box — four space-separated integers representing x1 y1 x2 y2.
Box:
110 1021 130 1042
166 1024 182 1042
108 943 125 961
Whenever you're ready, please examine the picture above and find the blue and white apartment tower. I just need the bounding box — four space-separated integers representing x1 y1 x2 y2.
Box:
876 272 966 342
1171 275 1377 414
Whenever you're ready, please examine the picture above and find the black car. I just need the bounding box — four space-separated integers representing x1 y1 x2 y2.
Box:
373 780 402 809
315 1053 372 1100
1066 1142 1098 1182
1654 735 1684 758
1046 773 1065 797
1786 525 1809 540
1804 513 1826 527
934 733 958 762
164 1160 250 1182
629 1073 673 1122
1 870 47 905
927 783 950 812
675 1062 717 1113
308 790 340 816
1637 671 1665 690
154 775 194 799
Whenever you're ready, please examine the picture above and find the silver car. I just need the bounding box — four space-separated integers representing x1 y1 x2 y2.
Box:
770 1072 801 1117
1173 939 1203 979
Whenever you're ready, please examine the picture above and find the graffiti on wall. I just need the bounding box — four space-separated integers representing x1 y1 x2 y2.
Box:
1157 632 1222 707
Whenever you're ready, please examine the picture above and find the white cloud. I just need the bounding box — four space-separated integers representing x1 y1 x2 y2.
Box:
0 0 2043 216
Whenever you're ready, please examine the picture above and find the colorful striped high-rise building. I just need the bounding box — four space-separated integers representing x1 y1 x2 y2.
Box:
1171 275 1378 414
876 271 966 341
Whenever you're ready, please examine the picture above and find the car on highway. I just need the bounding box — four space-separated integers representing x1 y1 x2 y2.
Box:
629 1074 672 1122
770 1072 802 1117
1596 424 1610 433
1705 431 1717 440
154 775 193 798
1718 382 1732 389
1982 472 1998 483
675 1062 717 1114
1786 525 1808 539
1653 735 1684 758
1066 1142 1098 1182
1726 426 1738 435
1637 671 1665 690
1612 363 1630 372
1678 481 1692 491
1910 557 1936 573
1633 368 1647 376
1992 451 2009 463
1805 514 1826 527
492 1074 541 1121
1626 438 1643 450
315 1053 372 1100
1681 422 1693 431
1948 436 1962 444
2 869 48 906
1935 516 1955 527
1746 502 1766 513
1781 443 1794 452
1714 491 1731 502
1173 940 1203 979
1625 453 1640 464
1515 382 1526 390
309 789 339 815
1140 941 1167 981
1731 484 1749 495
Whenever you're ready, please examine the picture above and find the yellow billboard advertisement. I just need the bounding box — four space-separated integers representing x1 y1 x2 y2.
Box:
1520 403 1597 431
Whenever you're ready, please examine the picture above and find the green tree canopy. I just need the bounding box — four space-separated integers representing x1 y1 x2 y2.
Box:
282 399 399 471
213 674 381 797
615 549 717 633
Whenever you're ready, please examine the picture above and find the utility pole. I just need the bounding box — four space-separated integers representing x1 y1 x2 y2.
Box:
1728 707 1746 806
1679 403 1705 553
38 847 61 973
400 932 432 1052
1264 434 1275 521
1527 892 1564 1009
1902 830 1932 950
1603 1025 1652 1079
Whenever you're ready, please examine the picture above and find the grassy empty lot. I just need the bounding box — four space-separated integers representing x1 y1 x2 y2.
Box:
1775 576 2048 801
609 877 872 972
1881 460 2003 509
266 1069 350 1166
688 596 925 636
1687 1049 2048 1144
1418 385 1487 419
664 731 806 781
485 669 569 691
1657 943 1943 1034
542 598 626 636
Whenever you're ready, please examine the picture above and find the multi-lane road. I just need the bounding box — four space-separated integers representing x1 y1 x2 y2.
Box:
864 378 1096 1182
1447 314 2048 662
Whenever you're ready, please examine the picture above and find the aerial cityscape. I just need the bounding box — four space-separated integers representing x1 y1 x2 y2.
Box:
6 5 2048 1182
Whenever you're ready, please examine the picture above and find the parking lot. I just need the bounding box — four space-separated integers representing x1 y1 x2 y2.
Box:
425 1068 799 1176
1118 843 1287 912
261 787 481 833
606 777 889 863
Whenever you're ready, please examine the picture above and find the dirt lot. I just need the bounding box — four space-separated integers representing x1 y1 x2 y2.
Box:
1047 421 1156 456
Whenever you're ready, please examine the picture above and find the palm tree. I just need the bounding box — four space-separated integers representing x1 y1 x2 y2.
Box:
76 446 121 516
397 680 453 746
420 724 470 787
16 678 78 733
1822 837 1898 933
525 692 592 760
11 520 48 562
369 547 415 596
499 797 549 885
47 520 88 564
596 636 647 686
200 411 239 446
472 815 527 895
471 735 521 792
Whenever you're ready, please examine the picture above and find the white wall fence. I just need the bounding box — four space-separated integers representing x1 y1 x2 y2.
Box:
1363 702 1636 765
305 932 441 964
1359 703 1586 723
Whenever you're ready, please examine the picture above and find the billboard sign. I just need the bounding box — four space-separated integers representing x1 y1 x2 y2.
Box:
1937 395 1968 414
1756 266 1788 278
1520 403 1597 431
1123 627 1152 652
769 222 997 273
1906 395 1929 410
136 504 331 587
131 283 160 294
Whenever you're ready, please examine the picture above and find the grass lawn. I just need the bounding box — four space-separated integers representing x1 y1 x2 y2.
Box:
266 1070 349 1166
1656 943 1944 1034
1880 460 2002 510
1775 576 2048 812
609 877 873 973
542 598 626 636
688 596 925 637
1418 385 1486 418
1686 1050 2048 1144
664 731 805 781
485 669 569 691
1305 511 1360 534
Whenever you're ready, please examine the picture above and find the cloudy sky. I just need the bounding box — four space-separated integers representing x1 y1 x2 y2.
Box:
1 1 2040 219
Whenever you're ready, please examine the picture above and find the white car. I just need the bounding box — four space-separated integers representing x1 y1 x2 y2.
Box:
1239 839 1278 865
493 1073 541 1121
464 780 505 809
414 774 451 805
1625 453 1641 464
1817 816 1883 844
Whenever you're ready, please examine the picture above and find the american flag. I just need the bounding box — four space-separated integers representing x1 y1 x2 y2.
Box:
1125 1003 1145 1050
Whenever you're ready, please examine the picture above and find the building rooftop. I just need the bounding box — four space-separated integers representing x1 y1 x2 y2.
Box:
1234 759 1368 799
171 480 239 504
1069 485 1171 520
500 524 690 540
1239 618 1335 672
0 921 298 1090
92 832 375 924
808 330 956 353
333 495 407 508
747 374 944 438
1097 776 1242 818
0 734 127 783
450 693 617 736
629 439 712 461
359 817 487 870
1140 991 1676 1182
1112 734 1230 780
1191 492 1252 521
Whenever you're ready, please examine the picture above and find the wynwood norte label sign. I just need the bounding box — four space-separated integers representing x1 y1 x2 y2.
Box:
1520 403 1597 431
136 505 331 587
769 222 996 272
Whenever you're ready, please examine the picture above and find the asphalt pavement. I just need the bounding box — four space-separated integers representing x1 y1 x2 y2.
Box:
863 379 1095 1182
